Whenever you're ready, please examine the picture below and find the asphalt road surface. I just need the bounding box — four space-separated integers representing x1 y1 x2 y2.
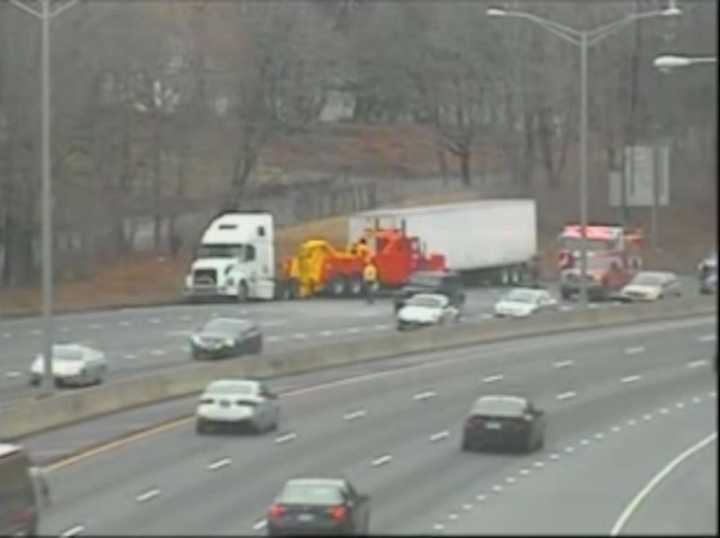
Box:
0 276 701 406
26 313 716 536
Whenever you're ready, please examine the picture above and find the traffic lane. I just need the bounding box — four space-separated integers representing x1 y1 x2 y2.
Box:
36 319 714 534
21 315 715 467
413 382 716 535
619 434 717 536
49 345 716 535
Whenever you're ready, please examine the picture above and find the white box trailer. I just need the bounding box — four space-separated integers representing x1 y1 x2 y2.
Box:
349 199 537 284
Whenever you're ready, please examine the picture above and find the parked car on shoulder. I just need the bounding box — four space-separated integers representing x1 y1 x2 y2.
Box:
195 378 279 434
493 288 558 318
29 344 107 387
190 318 262 360
619 271 682 302
396 293 460 331
267 477 370 536
393 270 465 313
461 395 545 453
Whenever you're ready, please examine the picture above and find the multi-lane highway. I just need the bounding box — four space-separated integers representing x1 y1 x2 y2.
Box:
25 313 716 535
0 276 701 406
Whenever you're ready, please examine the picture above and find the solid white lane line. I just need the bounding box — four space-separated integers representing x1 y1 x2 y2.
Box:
343 410 367 421
698 334 716 342
274 433 297 444
413 390 436 401
621 375 642 383
136 488 160 503
430 431 450 443
372 455 392 467
557 391 577 401
610 432 717 536
624 346 645 355
60 525 85 537
252 519 267 531
207 458 231 471
483 374 504 383
553 360 574 368
687 359 708 368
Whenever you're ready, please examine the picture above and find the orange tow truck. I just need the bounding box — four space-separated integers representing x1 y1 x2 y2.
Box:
281 227 446 299
557 223 643 300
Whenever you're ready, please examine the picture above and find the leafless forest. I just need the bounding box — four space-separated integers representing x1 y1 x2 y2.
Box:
0 0 716 288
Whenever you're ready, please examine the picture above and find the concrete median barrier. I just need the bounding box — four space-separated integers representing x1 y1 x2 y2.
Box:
0 297 715 439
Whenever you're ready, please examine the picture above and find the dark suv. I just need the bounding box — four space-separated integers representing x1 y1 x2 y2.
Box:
394 270 466 312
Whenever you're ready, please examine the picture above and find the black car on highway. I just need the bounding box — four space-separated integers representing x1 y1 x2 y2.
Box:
393 270 465 313
267 477 370 536
190 318 262 360
461 395 545 453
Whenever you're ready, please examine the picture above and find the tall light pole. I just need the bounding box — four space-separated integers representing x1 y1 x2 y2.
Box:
488 3 681 308
9 0 79 394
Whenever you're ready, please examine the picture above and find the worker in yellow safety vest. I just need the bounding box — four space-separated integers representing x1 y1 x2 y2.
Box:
362 261 378 304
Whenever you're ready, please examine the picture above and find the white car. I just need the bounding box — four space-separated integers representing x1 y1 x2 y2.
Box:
396 293 460 330
620 271 682 302
29 344 107 387
196 379 280 434
494 288 558 318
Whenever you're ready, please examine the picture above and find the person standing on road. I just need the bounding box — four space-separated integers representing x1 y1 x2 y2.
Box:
363 261 378 304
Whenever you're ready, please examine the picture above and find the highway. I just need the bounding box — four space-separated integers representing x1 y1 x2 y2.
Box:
26 313 716 535
0 276 701 405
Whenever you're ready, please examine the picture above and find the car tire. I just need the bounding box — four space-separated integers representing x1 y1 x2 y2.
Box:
461 437 472 452
536 433 545 451
54 378 63 388
196 420 207 435
524 433 535 453
349 275 364 296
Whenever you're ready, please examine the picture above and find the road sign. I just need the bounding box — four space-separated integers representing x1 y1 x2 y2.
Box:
609 145 670 207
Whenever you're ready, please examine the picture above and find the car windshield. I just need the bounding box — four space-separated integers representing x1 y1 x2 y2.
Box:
406 295 443 308
504 290 538 304
51 347 85 361
279 482 344 505
202 319 247 334
473 397 527 417
196 244 245 259
631 274 665 286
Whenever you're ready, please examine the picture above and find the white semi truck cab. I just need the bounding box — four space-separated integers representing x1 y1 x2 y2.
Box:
184 211 276 301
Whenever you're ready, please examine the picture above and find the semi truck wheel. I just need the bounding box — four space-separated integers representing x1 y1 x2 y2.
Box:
348 275 364 296
237 282 249 302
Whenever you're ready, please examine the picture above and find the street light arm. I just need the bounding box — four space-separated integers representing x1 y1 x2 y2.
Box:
50 0 80 19
494 10 582 45
9 0 43 18
587 10 676 47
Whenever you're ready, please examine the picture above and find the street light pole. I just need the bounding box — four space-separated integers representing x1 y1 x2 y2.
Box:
10 0 79 394
488 4 681 308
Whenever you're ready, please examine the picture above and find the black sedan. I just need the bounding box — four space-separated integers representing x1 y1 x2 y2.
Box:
190 318 262 360
267 477 370 536
461 395 545 453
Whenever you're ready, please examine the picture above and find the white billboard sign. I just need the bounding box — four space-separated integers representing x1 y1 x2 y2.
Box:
610 145 670 207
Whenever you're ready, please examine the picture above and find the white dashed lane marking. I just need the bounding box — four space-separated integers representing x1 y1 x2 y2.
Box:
549 453 560 460
320 330 334 337
624 346 645 355
643 414 653 421
59 525 85 537
580 439 590 446
2 333 11 338
136 488 160 503
612 425 622 432
119 321 131 327
433 523 445 531
492 484 503 492
347 327 361 334
149 318 161 324
553 360 574 368
557 391 577 401
595 432 605 440
476 494 487 501
621 375 642 383
124 354 137 360
207 458 231 471
519 468 531 476
293 333 307 340
533 461 545 468
505 476 517 484
430 431 450 443
698 334 716 343
274 433 297 445
413 391 436 401
343 410 367 421
374 324 391 330
5 371 21 378
462 503 473 511
687 359 708 368
627 419 638 426
564 446 575 453
483 374 504 383
266 336 282 343
150 350 166 357
448 513 459 521
372 455 392 467
252 519 267 531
